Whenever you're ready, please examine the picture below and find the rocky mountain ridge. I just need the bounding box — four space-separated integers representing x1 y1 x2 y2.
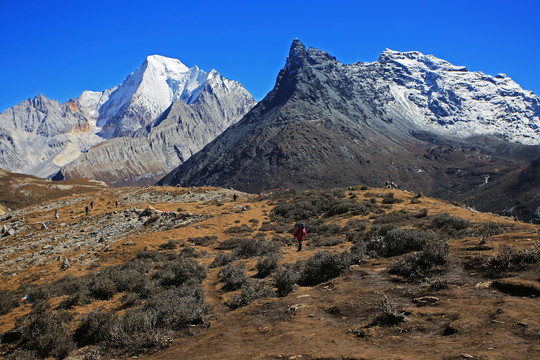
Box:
158 40 540 222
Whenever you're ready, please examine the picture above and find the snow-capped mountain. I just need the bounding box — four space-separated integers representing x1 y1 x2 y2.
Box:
359 49 540 144
97 55 220 138
57 71 256 187
0 55 255 178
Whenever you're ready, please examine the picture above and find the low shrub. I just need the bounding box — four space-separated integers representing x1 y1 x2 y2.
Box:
0 289 19 315
57 289 92 309
216 237 249 250
311 237 344 247
159 240 179 250
350 240 368 263
18 308 75 359
120 292 141 308
17 283 53 302
188 235 218 246
344 219 369 232
473 221 507 237
142 285 208 329
234 239 281 258
153 258 206 287
224 225 254 234
372 210 411 224
273 266 301 296
255 252 281 278
379 228 439 257
135 249 164 262
221 263 249 291
89 275 117 300
381 193 403 204
74 309 119 347
429 213 470 236
389 236 449 280
481 243 539 274
106 267 146 293
226 279 274 309
181 246 201 258
209 252 237 268
299 251 351 286
304 219 343 236
372 296 405 326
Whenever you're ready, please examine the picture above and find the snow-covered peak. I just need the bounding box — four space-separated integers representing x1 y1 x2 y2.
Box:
379 49 468 72
145 54 189 73
96 55 216 137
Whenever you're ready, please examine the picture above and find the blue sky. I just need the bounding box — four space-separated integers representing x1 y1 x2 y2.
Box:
1 0 538 112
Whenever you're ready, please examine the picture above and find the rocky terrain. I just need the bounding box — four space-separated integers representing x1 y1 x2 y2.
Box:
0 179 538 359
159 40 540 223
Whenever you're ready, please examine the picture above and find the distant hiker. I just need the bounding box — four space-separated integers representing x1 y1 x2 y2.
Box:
233 193 238 202
293 223 307 252
54 209 59 220
115 200 119 208
90 201 94 210
85 206 89 215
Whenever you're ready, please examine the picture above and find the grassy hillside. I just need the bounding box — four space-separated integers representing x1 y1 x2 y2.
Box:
0 185 538 359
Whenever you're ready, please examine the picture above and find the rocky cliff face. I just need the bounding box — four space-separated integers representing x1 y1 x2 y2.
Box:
0 94 106 178
0 55 255 180
57 72 255 187
158 40 540 222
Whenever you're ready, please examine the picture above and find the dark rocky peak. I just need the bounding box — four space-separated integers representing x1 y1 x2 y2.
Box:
285 39 308 72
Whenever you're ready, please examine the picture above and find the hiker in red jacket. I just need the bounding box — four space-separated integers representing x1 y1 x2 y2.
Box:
293 223 307 252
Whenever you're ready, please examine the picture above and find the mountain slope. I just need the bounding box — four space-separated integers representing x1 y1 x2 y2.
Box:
57 73 256 186
158 40 540 221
